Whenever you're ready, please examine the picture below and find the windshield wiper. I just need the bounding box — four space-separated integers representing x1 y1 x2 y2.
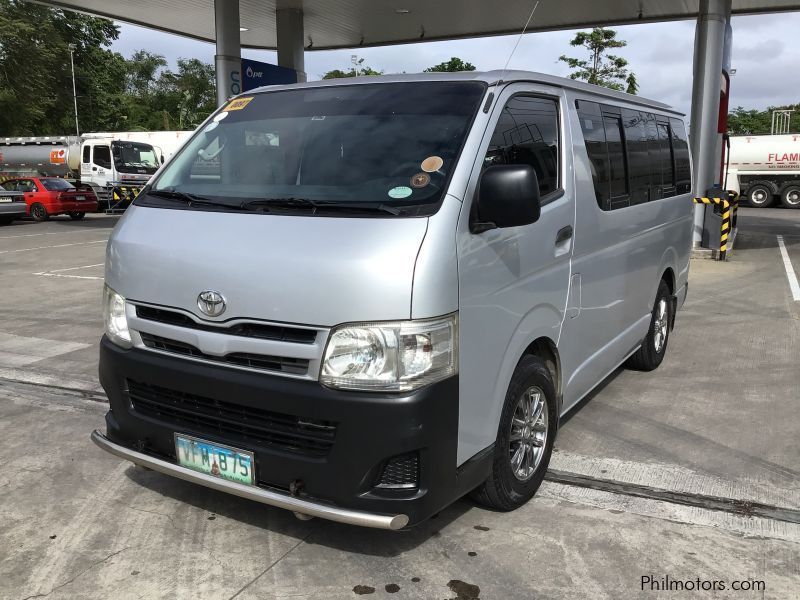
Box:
242 198 403 215
147 189 241 210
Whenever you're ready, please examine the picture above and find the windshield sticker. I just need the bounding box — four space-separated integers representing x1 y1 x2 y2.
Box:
388 186 413 199
410 172 431 188
226 97 254 111
421 155 444 173
213 112 229 122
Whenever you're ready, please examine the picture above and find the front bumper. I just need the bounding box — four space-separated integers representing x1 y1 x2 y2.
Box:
97 336 478 528
91 429 408 529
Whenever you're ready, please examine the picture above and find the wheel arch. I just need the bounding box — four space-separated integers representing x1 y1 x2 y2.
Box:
522 337 562 415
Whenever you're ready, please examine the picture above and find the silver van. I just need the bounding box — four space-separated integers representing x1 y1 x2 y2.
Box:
93 71 692 530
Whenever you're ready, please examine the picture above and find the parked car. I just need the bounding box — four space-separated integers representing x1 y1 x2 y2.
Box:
92 72 692 529
0 187 27 225
0 177 99 221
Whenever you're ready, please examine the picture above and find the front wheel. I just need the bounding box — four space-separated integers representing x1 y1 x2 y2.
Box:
69 212 86 220
471 355 557 512
30 203 49 222
780 185 800 209
746 184 774 208
626 280 672 371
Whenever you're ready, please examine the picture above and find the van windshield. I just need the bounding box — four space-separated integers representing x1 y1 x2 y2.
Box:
146 81 486 214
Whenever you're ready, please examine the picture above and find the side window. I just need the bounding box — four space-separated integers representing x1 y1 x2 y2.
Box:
623 109 650 206
655 119 676 198
669 118 691 194
82 145 90 163
576 100 610 209
603 112 629 209
93 145 112 169
484 95 560 200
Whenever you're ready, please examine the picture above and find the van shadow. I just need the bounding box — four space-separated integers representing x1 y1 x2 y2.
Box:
124 465 473 556
558 366 623 428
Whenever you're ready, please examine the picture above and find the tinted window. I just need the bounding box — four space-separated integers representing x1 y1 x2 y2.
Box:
150 82 486 215
485 96 560 199
93 146 112 169
623 109 650 206
82 145 90 163
669 118 691 194
652 119 676 198
577 100 610 209
40 178 75 191
603 113 628 208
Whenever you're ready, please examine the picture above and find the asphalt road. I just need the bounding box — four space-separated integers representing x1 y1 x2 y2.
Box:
1 208 799 599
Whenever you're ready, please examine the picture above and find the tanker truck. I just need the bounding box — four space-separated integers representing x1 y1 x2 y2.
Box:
0 135 161 210
726 134 800 208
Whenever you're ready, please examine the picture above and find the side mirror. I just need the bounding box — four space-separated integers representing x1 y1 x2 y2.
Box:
472 165 541 233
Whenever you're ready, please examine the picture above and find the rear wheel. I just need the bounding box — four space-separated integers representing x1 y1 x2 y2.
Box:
471 355 557 512
780 185 800 209
69 212 86 220
626 280 672 371
746 184 774 208
30 203 49 222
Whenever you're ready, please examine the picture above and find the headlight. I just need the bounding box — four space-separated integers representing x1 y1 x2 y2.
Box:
103 284 132 349
320 314 457 391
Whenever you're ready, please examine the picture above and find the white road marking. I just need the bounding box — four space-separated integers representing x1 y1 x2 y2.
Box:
0 239 106 254
0 229 107 240
33 262 104 280
776 235 800 301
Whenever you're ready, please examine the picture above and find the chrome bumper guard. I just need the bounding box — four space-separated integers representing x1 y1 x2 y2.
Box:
91 430 409 530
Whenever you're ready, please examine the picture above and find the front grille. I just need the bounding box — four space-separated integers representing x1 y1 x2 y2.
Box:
127 379 336 457
135 305 317 344
139 332 308 375
376 452 420 489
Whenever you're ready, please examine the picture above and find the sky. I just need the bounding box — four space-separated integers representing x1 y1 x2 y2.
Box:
112 11 800 117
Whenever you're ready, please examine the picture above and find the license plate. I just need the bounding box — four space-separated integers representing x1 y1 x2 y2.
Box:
0 198 11 203
175 434 255 485
75 195 86 200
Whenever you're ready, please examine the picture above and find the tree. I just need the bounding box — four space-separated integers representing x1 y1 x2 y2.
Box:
625 72 639 95
322 57 382 79
559 27 636 93
727 105 799 135
0 0 124 134
424 57 476 73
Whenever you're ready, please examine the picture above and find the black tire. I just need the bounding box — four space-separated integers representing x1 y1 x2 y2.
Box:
471 355 558 512
746 184 774 208
30 203 49 222
780 185 800 209
69 212 86 220
626 280 672 371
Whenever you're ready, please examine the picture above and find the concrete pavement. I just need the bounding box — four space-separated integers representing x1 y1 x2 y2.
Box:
1 209 799 599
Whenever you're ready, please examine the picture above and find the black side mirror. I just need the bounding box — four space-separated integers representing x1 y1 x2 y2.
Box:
472 165 541 233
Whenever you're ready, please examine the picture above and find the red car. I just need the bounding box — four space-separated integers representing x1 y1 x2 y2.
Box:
0 177 98 221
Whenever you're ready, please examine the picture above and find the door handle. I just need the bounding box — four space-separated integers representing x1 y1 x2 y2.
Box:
555 225 573 245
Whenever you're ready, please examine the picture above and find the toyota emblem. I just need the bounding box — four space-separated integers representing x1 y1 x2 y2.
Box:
197 290 226 317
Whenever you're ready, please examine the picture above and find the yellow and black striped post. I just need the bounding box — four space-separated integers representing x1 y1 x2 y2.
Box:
693 196 731 260
727 190 740 229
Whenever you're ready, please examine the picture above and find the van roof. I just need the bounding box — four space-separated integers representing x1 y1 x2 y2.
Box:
247 70 682 116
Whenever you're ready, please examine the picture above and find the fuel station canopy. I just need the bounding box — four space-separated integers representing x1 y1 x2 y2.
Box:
35 0 800 50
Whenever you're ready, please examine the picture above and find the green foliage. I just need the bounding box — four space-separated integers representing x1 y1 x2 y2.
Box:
322 58 382 79
0 1 216 135
424 57 476 73
559 27 636 94
727 105 800 135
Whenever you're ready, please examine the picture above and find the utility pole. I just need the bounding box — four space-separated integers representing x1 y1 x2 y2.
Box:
68 44 80 136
